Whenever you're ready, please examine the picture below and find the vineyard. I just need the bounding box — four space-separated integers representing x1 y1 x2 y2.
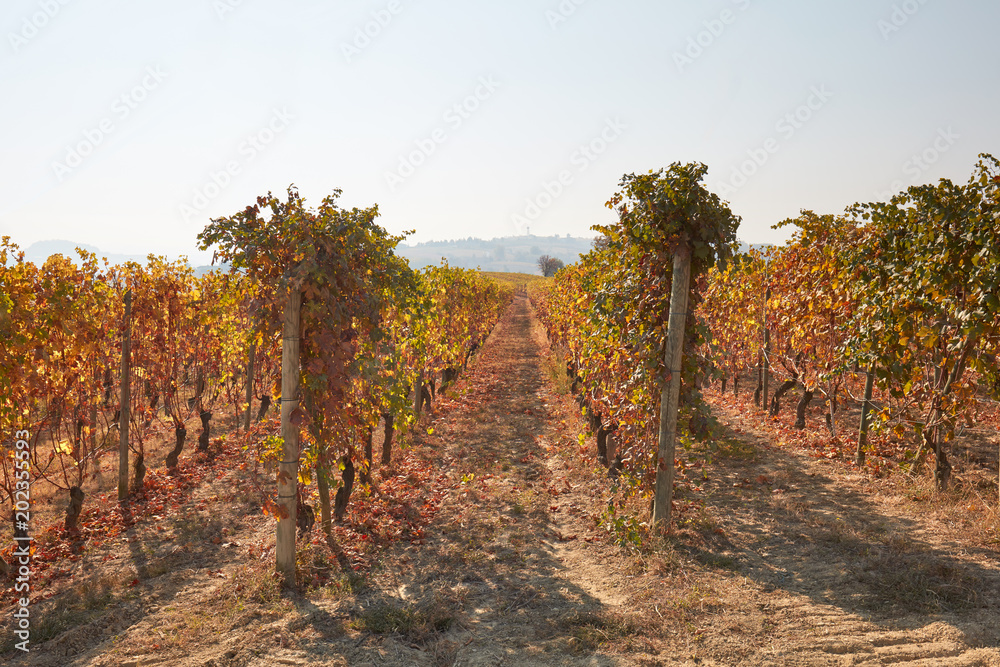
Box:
2 162 1000 665
532 155 1000 517
0 187 512 584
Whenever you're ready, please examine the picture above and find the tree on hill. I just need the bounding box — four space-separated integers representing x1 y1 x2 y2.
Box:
537 255 564 277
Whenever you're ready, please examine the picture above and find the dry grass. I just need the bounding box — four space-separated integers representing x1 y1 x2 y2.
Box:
550 609 662 655
0 570 138 653
480 271 548 291
351 598 455 642
855 534 983 614
211 561 285 610
136 561 293 653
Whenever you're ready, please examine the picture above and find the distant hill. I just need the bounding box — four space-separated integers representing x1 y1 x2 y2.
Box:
739 242 773 254
24 240 147 267
396 237 774 274
16 237 773 278
20 236 599 277
19 240 221 276
397 235 597 274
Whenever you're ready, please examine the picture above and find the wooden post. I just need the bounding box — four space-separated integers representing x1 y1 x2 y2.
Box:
762 287 771 413
651 242 692 532
244 341 255 433
856 366 876 466
276 288 302 588
118 291 131 502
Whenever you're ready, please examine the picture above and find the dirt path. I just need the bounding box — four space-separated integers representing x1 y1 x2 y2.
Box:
7 294 1000 666
319 293 641 665
686 397 1000 666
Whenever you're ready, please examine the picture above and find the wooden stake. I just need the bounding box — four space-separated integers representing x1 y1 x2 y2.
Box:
762 287 771 413
856 366 875 466
276 287 301 588
118 291 131 502
651 242 692 532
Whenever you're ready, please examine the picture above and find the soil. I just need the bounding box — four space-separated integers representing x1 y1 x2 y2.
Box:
4 295 1000 666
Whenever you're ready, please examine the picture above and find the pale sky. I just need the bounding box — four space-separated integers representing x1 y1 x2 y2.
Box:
2 0 998 265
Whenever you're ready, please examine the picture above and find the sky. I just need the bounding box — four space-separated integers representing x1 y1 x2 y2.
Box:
1 0 998 265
